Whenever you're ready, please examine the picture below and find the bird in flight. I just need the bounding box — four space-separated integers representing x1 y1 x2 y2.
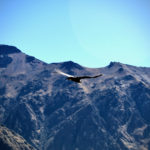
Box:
56 69 103 83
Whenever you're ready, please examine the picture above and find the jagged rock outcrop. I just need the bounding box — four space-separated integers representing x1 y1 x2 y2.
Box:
0 45 150 150
0 125 35 150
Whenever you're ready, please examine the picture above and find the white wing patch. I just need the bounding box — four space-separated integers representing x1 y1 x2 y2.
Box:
55 69 74 77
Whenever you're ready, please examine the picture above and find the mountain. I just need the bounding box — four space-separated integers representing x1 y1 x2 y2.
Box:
0 125 35 150
0 45 150 150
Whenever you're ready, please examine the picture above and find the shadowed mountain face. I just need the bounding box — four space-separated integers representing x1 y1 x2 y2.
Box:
0 45 150 150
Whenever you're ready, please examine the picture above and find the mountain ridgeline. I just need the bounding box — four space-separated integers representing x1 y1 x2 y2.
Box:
0 45 150 150
0 125 35 150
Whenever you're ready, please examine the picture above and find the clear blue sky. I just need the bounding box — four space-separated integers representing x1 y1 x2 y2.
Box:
0 0 150 68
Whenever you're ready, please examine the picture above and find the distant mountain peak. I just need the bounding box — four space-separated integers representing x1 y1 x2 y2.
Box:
107 61 122 68
60 61 84 70
0 45 21 55
1 45 150 150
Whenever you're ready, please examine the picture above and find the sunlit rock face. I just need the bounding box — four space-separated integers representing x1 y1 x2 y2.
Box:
0 45 150 150
0 125 35 150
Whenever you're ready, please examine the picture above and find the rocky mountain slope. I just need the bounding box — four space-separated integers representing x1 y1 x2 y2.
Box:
0 45 150 150
0 125 35 150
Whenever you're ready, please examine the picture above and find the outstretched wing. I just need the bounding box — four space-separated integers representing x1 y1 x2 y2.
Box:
78 74 103 79
55 69 74 77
